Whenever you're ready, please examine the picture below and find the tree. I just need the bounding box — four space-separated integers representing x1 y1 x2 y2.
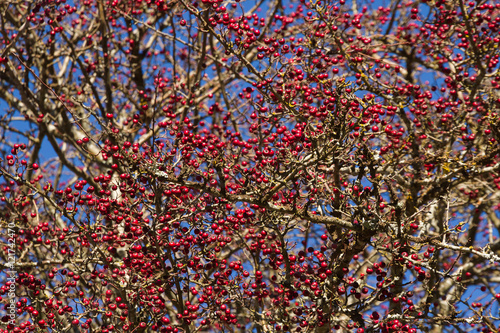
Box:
0 0 499 332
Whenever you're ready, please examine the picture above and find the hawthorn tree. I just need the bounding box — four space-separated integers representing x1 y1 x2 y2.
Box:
1 0 500 332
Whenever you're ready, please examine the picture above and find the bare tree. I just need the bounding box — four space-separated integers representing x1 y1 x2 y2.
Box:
1 0 500 332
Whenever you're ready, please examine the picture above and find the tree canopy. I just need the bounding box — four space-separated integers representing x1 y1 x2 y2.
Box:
0 0 500 332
